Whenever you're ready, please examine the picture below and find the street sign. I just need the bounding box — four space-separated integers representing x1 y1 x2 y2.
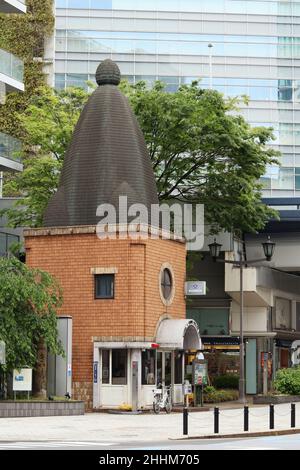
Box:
183 383 192 395
93 362 98 384
185 281 206 296
13 369 32 391
0 341 5 365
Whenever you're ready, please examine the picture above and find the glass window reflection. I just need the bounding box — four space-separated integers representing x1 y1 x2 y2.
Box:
58 0 300 16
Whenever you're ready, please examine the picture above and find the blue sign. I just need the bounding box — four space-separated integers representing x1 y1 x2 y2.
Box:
93 362 98 384
15 375 24 382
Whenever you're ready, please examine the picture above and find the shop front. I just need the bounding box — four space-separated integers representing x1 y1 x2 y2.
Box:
92 319 201 409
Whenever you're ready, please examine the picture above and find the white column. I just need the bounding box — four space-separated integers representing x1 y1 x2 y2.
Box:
131 349 142 409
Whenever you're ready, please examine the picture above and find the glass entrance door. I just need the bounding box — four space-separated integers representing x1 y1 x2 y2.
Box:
164 352 172 386
156 351 173 387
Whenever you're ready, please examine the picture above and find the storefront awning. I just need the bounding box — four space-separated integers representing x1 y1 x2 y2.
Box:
155 318 202 350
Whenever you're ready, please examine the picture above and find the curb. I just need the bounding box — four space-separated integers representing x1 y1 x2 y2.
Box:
175 428 300 440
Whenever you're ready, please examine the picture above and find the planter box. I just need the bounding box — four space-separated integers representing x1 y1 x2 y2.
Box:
0 400 85 418
253 395 300 405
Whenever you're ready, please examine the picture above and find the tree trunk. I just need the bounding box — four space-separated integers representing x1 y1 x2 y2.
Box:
33 339 47 398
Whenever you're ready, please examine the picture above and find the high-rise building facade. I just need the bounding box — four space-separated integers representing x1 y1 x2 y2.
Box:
55 1 300 197
0 0 25 174
0 0 25 255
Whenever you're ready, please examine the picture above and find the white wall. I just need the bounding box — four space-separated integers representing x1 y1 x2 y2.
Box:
231 301 268 333
246 234 300 272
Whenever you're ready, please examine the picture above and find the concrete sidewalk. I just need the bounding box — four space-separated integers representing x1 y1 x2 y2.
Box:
0 403 298 443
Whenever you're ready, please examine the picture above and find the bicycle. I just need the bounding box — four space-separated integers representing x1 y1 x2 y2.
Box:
152 384 172 414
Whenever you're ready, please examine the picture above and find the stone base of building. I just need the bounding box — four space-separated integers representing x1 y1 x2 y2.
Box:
0 400 85 418
253 395 300 405
73 381 93 411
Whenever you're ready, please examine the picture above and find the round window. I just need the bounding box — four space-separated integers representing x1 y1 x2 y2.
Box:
161 268 173 301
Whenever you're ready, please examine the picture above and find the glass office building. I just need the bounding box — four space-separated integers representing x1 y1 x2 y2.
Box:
0 1 24 174
55 1 300 196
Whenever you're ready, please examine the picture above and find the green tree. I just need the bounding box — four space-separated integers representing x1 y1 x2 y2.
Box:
123 81 279 234
274 367 300 395
0 0 54 137
3 81 279 234
0 257 63 372
3 86 88 227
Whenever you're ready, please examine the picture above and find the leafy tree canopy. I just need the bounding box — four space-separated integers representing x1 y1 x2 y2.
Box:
3 81 279 234
0 257 63 370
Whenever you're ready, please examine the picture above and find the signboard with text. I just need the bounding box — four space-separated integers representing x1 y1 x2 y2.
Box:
13 369 32 391
185 281 206 296
193 360 208 386
93 362 98 384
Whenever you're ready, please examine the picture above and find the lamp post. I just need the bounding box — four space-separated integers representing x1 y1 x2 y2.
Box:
208 236 276 403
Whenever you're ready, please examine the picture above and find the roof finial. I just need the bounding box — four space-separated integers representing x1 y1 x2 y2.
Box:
95 59 121 86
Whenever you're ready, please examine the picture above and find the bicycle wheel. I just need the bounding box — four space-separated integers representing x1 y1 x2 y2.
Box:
153 399 160 414
165 398 172 414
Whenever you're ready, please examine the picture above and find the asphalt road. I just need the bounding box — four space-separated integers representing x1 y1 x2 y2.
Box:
0 434 299 450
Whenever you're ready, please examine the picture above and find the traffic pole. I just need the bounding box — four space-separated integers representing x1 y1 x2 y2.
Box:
244 406 249 432
291 403 296 429
269 404 274 430
214 407 219 434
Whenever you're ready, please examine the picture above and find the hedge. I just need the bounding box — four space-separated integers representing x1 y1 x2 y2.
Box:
213 374 239 390
273 367 300 395
203 386 239 403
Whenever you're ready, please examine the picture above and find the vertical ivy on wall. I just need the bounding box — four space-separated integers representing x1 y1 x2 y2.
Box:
0 0 54 138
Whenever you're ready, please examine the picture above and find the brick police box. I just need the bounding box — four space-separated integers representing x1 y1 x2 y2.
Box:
24 60 201 410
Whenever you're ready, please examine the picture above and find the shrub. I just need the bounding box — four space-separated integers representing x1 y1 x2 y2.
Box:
213 374 239 390
273 367 300 395
203 386 239 403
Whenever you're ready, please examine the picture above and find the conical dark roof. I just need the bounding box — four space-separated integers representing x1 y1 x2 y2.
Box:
43 59 159 227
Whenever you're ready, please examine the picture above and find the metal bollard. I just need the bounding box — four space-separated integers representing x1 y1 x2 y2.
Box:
269 404 275 430
183 407 188 435
291 403 296 429
214 407 219 434
244 406 249 432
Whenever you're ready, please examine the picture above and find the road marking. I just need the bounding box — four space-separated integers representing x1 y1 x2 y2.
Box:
223 446 278 450
0 441 117 449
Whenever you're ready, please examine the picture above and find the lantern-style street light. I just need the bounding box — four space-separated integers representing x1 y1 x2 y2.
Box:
208 236 276 403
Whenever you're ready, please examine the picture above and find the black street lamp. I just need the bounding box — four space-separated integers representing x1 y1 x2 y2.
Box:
208 236 276 403
262 236 276 262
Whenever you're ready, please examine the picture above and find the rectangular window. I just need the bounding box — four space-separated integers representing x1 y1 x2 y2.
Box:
157 351 162 386
95 274 114 299
91 0 112 8
112 349 127 385
187 308 229 336
0 232 19 257
296 303 300 332
295 168 300 190
102 350 110 384
164 352 172 387
272 167 294 190
142 350 156 385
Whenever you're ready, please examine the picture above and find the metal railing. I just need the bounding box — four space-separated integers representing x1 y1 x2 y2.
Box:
183 403 298 436
0 132 21 162
0 49 24 83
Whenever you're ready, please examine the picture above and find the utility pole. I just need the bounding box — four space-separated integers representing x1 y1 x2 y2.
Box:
209 236 276 403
